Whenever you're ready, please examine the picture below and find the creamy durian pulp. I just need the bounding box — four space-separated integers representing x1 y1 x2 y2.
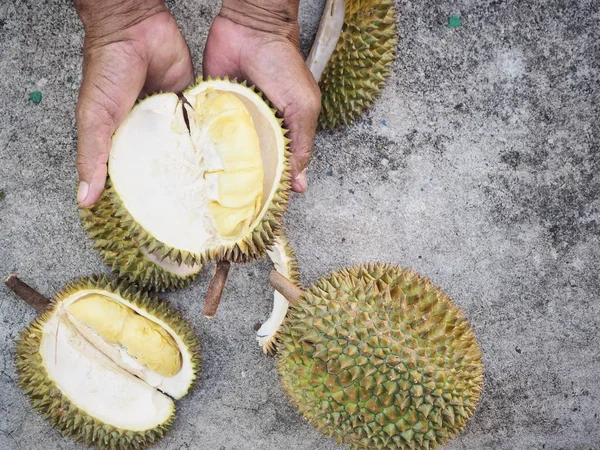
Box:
110 85 271 253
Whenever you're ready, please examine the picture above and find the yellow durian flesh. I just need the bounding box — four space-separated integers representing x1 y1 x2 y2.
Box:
67 293 182 378
188 89 264 239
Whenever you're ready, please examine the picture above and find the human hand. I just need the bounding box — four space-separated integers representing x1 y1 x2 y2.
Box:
203 0 321 193
74 0 194 207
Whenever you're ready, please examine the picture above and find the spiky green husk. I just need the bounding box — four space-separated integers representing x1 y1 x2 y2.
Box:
259 231 301 354
81 77 292 273
80 183 203 292
14 275 202 450
318 0 398 129
276 264 483 450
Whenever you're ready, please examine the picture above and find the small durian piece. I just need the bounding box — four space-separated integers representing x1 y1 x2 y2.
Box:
256 231 301 354
8 274 201 450
81 77 291 300
271 263 483 450
307 0 398 129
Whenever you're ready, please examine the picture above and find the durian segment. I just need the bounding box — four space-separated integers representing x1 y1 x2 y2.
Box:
187 89 264 239
53 277 200 400
66 293 182 378
315 0 398 129
80 181 202 292
276 264 484 450
257 232 301 354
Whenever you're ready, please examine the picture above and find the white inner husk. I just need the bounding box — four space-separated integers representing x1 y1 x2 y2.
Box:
38 290 196 430
108 80 285 255
256 236 294 350
306 0 346 82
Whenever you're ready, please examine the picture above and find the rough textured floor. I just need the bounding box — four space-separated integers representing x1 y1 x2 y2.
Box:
1 0 599 449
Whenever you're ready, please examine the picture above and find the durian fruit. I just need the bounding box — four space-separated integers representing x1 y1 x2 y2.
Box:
273 263 483 450
10 274 201 450
80 77 291 291
256 232 301 354
306 0 398 129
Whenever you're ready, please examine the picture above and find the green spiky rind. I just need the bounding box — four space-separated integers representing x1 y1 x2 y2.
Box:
15 275 203 449
80 186 203 292
262 230 302 355
276 263 483 450
318 0 398 129
86 76 292 271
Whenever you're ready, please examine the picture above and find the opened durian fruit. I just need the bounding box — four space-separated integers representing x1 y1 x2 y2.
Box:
7 274 201 450
307 0 398 129
81 77 291 293
269 263 483 450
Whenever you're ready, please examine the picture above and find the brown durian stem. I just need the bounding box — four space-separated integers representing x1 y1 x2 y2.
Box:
269 270 302 306
4 274 50 314
306 0 345 82
203 261 231 318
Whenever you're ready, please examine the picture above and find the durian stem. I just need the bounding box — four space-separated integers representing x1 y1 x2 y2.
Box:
203 261 231 318
269 270 303 306
4 274 50 314
306 0 345 82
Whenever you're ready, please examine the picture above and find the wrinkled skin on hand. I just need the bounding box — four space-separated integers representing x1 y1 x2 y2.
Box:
203 15 321 193
75 4 194 207
75 1 320 207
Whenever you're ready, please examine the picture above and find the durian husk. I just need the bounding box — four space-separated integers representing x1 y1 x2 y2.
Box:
276 263 483 450
257 231 301 354
80 181 203 292
317 0 398 129
80 77 292 286
14 275 202 450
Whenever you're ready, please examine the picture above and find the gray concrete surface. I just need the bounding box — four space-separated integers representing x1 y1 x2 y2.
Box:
1 0 599 449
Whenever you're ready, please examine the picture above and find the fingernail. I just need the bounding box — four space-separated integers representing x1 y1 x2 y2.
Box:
77 181 89 204
294 169 307 191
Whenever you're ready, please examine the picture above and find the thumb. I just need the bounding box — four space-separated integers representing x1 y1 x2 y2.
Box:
75 44 147 207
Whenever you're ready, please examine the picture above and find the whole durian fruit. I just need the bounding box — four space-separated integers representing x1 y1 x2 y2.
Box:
81 77 291 292
307 0 398 129
274 263 483 450
8 274 201 450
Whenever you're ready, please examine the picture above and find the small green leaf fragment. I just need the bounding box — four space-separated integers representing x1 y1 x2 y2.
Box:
67 76 73 83
28 91 42 104
447 16 461 28
0 191 4 201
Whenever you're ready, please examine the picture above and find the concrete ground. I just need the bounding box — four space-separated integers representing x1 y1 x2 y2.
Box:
1 0 598 449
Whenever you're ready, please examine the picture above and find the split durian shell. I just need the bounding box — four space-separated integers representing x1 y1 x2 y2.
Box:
80 77 292 290
276 263 483 450
14 275 201 450
256 231 301 354
311 0 398 129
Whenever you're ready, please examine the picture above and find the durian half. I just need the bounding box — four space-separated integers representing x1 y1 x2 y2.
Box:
12 275 201 450
307 0 398 129
81 77 291 290
272 263 483 450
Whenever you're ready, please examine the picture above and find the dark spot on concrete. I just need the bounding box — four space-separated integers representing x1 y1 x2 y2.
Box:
500 150 522 169
341 238 346 243
515 346 522 354
326 168 333 176
0 191 4 201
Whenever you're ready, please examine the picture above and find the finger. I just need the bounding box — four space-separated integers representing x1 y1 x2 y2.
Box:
75 43 147 207
283 72 321 193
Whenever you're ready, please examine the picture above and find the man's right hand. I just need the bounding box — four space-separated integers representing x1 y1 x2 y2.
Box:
74 0 194 207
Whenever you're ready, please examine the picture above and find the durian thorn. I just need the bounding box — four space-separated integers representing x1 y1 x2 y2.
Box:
4 274 50 314
203 261 231 318
269 270 303 306
306 0 345 82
